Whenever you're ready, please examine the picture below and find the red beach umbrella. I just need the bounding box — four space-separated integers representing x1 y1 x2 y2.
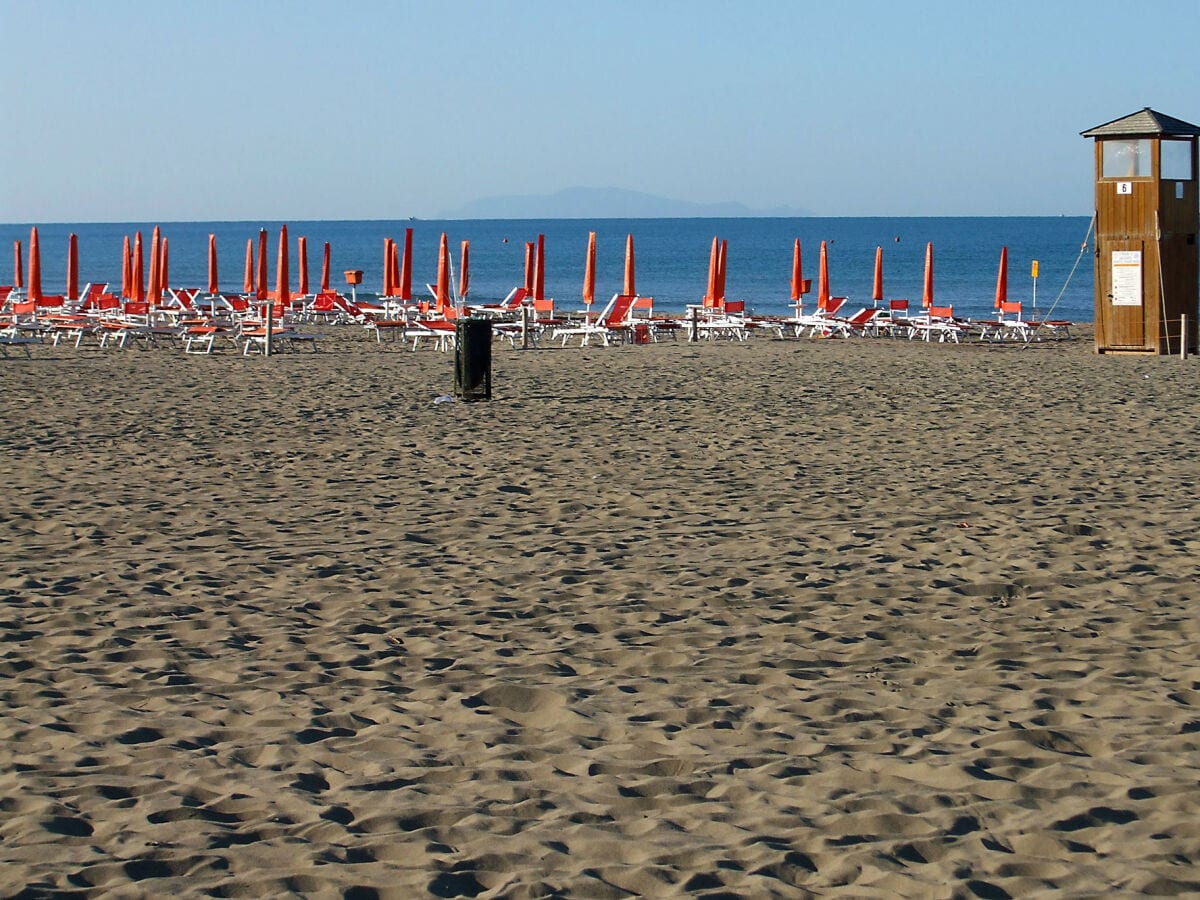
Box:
994 246 1008 309
400 228 413 301
160 236 170 296
790 239 804 304
523 241 535 297
533 233 545 303
623 233 636 297
275 224 290 309
297 236 309 296
147 226 162 306
13 240 23 291
207 234 219 294
817 240 830 311
244 238 255 295
132 231 144 303
66 233 79 301
459 240 470 300
121 236 131 299
582 231 596 309
320 242 331 293
256 229 268 302
435 232 451 315
716 239 727 306
872 246 884 306
391 237 400 297
922 241 934 309
382 238 395 297
27 227 42 303
704 236 719 307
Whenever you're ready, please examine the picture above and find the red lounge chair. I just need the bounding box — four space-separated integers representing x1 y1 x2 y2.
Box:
909 305 967 343
552 293 641 346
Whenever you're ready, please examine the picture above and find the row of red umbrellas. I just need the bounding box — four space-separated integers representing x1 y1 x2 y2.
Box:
11 229 1011 313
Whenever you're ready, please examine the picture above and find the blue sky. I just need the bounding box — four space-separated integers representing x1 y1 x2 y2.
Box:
4 0 1199 222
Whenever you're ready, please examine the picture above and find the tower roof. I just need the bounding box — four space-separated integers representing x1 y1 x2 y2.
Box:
1082 108 1200 138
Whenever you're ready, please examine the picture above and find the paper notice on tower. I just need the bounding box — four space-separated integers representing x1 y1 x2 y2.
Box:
1111 250 1142 307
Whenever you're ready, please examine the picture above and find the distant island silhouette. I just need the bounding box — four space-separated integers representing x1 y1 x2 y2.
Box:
440 186 812 220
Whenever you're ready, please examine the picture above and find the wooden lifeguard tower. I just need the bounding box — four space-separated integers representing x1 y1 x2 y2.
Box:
1082 108 1199 354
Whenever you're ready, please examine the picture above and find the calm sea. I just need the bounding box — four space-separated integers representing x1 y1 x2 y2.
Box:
3 217 1096 323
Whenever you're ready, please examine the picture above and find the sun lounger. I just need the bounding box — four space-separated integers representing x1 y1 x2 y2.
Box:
552 293 641 346
406 319 457 351
0 324 40 358
908 305 968 343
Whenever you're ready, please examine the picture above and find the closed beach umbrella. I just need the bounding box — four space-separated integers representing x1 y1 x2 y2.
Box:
872 246 884 307
207 234 219 294
275 224 290 309
382 238 395 297
994 246 1008 309
27 227 42 302
256 229 268 301
582 231 596 310
922 241 934 309
147 226 162 306
435 232 451 315
623 233 636 297
817 240 830 311
132 231 144 303
390 238 400 297
320 242 331 293
716 239 727 306
121 235 131 299
160 236 169 294
533 233 545 303
523 241 535 297
704 236 719 307
459 240 470 300
790 239 803 304
297 236 309 296
400 228 413 301
244 238 255 295
13 240 22 291
66 233 79 301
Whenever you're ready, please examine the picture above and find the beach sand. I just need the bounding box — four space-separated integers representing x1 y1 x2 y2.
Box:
3 327 1200 898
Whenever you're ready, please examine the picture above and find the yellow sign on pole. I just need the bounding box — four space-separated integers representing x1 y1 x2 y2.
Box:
1031 260 1039 278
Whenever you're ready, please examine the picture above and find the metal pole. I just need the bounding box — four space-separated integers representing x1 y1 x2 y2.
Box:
264 298 273 357
1182 314 1188 360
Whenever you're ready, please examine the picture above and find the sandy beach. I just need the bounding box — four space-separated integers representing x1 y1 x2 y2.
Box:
3 327 1200 898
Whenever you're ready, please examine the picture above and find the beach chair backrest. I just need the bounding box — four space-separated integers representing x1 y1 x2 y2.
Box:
929 304 954 319
631 296 655 318
608 294 639 326
533 297 554 318
999 300 1022 320
890 299 909 313
724 299 745 315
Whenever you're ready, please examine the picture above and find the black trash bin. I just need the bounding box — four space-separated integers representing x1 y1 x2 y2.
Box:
454 318 492 401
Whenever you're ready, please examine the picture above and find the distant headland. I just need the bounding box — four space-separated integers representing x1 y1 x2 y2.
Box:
439 186 812 220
